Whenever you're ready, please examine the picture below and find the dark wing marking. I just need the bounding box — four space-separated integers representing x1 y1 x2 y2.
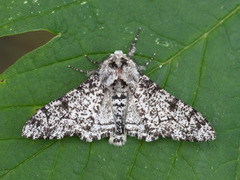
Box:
127 74 216 142
22 73 115 142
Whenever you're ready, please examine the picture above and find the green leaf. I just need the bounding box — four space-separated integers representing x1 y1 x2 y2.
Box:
1 0 240 179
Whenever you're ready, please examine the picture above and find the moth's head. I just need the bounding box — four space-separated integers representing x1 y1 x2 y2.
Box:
99 50 140 88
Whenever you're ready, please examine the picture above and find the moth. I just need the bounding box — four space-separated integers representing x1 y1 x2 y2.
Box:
22 27 216 146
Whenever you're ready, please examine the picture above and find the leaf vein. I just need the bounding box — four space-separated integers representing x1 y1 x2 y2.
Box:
147 4 240 76
8 52 109 79
0 140 57 178
80 142 92 180
0 138 31 141
133 19 186 47
166 56 204 178
0 104 45 110
49 140 62 180
126 141 143 180
0 0 88 31
191 38 208 107
166 142 182 180
181 157 198 180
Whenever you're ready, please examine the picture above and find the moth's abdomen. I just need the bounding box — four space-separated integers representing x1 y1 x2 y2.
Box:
112 92 128 135
108 79 129 146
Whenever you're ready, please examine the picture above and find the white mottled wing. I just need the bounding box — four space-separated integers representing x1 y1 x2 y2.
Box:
126 74 216 142
22 73 115 142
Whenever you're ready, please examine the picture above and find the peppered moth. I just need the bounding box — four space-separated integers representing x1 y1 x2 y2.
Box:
22 27 216 146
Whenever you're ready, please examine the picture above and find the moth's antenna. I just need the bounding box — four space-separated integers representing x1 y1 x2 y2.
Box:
138 53 156 71
127 27 142 57
68 65 94 74
144 53 156 66
85 55 100 64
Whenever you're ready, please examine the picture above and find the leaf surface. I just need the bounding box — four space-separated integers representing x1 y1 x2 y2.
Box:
0 0 240 179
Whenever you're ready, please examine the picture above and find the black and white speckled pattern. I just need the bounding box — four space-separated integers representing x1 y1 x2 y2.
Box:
22 29 216 146
22 51 216 146
22 73 115 142
126 74 216 142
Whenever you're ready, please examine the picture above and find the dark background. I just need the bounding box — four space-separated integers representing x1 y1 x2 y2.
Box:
0 31 55 74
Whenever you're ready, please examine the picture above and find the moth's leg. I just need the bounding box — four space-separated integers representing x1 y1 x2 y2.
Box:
127 27 142 57
85 55 100 64
138 53 156 71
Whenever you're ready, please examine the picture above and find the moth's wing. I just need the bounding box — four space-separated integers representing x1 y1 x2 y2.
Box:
125 94 145 138
126 74 216 142
22 73 115 142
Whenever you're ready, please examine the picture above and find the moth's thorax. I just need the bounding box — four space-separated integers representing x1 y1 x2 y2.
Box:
98 50 140 88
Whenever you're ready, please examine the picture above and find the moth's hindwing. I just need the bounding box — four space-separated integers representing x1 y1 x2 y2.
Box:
126 74 216 142
22 73 115 141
